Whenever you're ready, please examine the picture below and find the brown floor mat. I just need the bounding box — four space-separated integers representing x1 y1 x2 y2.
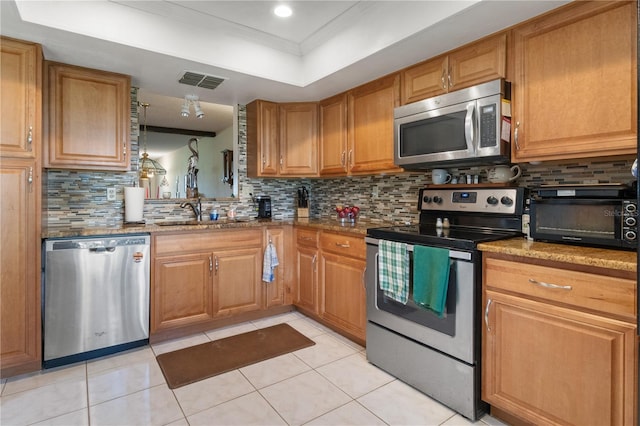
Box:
156 323 316 389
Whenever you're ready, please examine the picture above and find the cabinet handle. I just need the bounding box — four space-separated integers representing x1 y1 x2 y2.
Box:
484 298 492 332
514 121 520 151
335 242 350 248
348 149 353 167
528 278 572 291
27 126 33 149
209 256 213 272
312 254 317 272
340 151 346 167
215 256 219 274
447 68 453 88
262 156 266 166
362 266 366 290
441 68 447 90
28 166 33 184
279 156 283 166
123 142 127 158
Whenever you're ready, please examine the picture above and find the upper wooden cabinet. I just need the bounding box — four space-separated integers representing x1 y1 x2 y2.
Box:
401 33 507 104
0 37 42 158
247 100 318 177
347 73 403 175
319 93 348 176
511 1 637 162
45 61 131 170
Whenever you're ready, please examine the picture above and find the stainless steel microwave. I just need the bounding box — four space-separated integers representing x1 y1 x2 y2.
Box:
394 79 511 169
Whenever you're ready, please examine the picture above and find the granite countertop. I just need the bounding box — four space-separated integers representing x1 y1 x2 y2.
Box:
478 238 637 273
42 217 400 239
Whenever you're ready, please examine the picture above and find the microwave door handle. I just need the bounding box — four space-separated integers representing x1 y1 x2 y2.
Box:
464 103 476 153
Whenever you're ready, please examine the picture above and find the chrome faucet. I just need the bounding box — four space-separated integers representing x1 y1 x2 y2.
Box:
180 198 202 221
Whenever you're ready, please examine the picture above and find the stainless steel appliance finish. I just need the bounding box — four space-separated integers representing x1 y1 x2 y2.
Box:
43 234 150 368
394 79 511 169
366 187 524 421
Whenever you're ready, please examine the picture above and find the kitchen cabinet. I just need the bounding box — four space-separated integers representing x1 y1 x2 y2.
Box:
1 37 42 158
0 37 42 378
247 100 318 177
45 61 131 170
264 227 286 308
318 231 366 342
401 32 507 104
510 1 637 162
482 253 637 426
0 160 42 378
151 228 287 340
347 73 403 175
319 93 348 176
294 227 319 315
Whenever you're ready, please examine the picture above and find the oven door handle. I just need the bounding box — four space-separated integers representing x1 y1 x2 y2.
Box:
365 237 471 261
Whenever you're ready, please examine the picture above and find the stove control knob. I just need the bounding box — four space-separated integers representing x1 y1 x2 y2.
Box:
625 230 637 241
486 196 499 206
625 216 637 227
433 196 443 204
422 196 432 204
500 196 514 206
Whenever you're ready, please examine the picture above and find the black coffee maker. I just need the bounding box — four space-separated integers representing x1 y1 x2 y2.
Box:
254 195 272 218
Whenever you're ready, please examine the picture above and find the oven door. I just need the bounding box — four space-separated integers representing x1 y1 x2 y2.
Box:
365 237 478 364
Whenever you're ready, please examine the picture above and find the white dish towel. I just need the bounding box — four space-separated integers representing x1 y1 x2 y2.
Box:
262 242 279 283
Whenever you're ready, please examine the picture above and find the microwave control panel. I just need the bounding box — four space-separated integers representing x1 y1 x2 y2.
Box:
479 103 497 148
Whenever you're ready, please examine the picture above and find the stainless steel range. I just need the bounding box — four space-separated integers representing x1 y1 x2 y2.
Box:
365 186 526 421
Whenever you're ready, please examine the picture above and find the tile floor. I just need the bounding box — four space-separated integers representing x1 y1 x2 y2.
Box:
0 312 508 426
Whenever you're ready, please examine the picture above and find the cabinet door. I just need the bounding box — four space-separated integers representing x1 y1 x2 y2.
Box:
511 1 637 162
213 247 263 317
152 253 213 332
45 62 131 170
279 102 318 176
0 159 41 377
319 252 366 340
319 93 348 176
247 100 279 177
401 55 447 104
483 290 637 426
0 37 41 158
448 33 506 92
264 228 285 308
348 73 402 174
295 245 318 314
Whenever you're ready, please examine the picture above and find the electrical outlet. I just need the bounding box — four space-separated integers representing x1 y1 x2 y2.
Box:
107 187 116 201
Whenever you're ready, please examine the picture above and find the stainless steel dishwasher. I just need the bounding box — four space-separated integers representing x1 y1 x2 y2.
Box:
43 234 150 368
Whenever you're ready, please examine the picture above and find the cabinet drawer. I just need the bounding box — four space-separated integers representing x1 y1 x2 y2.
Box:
154 229 262 256
319 232 365 259
296 228 318 247
484 256 636 322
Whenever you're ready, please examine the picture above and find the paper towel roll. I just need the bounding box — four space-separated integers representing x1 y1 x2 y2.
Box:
124 187 145 223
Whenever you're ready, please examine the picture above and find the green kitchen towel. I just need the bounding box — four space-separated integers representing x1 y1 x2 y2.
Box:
412 245 450 316
378 240 409 304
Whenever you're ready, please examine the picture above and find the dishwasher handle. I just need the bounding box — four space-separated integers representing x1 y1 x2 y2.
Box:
89 247 116 253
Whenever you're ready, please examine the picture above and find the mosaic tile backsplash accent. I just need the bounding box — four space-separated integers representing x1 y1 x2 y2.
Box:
43 93 637 228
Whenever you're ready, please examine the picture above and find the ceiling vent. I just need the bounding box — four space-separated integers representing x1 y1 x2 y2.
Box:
178 72 225 90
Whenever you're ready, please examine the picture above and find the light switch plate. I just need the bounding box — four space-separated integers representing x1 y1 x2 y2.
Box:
107 187 116 201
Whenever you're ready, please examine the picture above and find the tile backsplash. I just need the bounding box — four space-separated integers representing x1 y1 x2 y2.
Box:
43 90 636 228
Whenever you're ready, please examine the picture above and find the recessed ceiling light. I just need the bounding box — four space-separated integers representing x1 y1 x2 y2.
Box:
274 4 292 18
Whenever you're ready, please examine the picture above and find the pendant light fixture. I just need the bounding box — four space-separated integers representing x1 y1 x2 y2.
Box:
138 102 167 178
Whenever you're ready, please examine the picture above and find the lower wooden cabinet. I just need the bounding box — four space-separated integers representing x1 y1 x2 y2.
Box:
294 228 319 315
293 228 366 343
151 228 287 340
0 159 41 378
264 227 286 308
482 253 637 425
